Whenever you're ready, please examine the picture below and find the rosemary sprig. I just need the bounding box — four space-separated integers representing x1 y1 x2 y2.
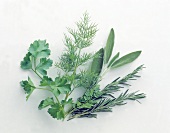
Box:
68 90 145 120
68 65 145 120
102 65 145 94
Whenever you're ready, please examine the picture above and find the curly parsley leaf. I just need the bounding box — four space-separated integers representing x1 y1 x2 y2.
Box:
40 76 53 86
61 98 73 106
57 84 71 94
29 40 51 58
36 58 53 76
20 77 35 100
52 88 60 97
38 97 55 110
20 52 32 70
48 104 65 120
54 77 67 86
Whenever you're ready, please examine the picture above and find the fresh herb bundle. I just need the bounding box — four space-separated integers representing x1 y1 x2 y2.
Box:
20 13 146 121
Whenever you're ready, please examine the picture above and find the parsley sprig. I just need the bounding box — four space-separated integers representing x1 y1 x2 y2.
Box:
20 12 146 121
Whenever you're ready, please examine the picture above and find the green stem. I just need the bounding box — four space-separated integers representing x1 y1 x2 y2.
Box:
68 88 75 96
54 94 61 105
64 108 75 119
34 57 36 70
100 66 109 77
31 68 43 79
64 93 69 101
31 56 43 79
36 87 51 91
37 87 61 106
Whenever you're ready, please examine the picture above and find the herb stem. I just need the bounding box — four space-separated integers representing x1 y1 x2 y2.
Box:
36 87 51 91
64 108 75 119
31 68 43 79
68 88 75 96
31 56 43 79
100 66 109 77
34 57 36 70
54 94 61 105
64 93 69 101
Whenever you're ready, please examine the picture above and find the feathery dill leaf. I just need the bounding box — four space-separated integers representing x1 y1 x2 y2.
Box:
55 12 97 72
74 70 99 89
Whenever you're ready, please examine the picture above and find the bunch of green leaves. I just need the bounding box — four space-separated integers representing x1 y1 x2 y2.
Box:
20 12 145 121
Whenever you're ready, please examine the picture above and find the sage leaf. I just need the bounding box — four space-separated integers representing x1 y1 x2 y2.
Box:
91 48 104 75
111 51 141 69
104 28 115 64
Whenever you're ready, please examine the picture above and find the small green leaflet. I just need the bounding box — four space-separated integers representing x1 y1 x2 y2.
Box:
104 28 115 64
29 40 51 58
21 40 52 74
20 77 35 100
57 84 71 94
40 76 53 86
91 48 104 75
38 97 55 110
54 77 67 86
20 52 32 70
53 77 71 94
52 88 60 97
36 58 53 76
61 98 73 106
48 104 65 120
111 51 141 69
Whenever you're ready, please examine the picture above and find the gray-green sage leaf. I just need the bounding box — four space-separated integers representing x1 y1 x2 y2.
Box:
104 28 115 64
111 51 141 69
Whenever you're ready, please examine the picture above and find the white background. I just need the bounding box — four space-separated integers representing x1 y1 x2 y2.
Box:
0 0 170 133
